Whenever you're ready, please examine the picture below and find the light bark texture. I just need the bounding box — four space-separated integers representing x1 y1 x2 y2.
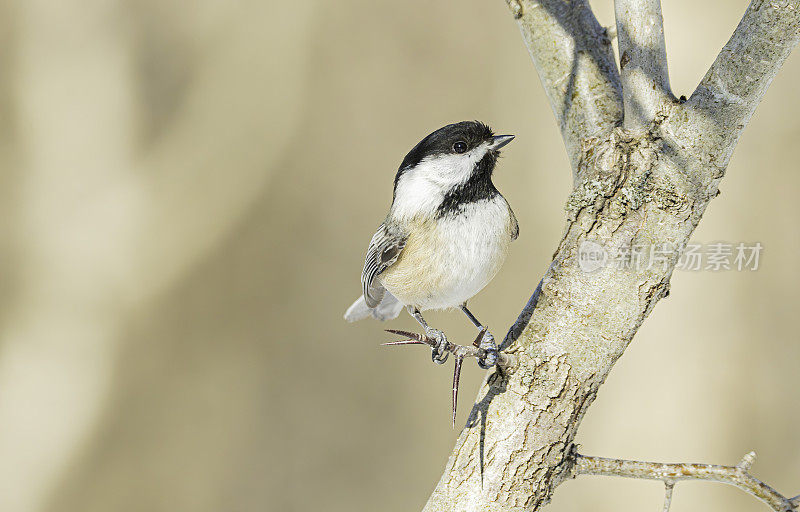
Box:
614 0 672 130
422 1 800 510
505 0 622 175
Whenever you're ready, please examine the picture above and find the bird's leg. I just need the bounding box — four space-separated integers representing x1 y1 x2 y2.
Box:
382 306 507 427
460 303 498 369
408 306 449 364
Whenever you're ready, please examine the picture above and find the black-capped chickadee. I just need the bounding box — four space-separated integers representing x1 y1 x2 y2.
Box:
345 121 518 372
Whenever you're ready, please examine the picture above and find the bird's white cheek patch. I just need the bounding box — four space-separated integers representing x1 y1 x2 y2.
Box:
391 173 443 221
391 143 491 221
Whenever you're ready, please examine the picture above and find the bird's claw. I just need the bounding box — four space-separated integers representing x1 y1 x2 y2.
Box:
383 328 449 363
426 328 449 364
474 328 499 369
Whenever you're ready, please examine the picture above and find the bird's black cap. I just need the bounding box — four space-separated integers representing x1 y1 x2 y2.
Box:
398 121 495 172
391 121 515 216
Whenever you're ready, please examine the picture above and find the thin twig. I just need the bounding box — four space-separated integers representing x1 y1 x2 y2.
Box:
574 452 798 512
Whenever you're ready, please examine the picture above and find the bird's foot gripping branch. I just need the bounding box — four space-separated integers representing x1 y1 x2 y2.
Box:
383 328 518 428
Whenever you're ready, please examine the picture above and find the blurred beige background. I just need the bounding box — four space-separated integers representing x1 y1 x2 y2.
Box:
0 0 797 511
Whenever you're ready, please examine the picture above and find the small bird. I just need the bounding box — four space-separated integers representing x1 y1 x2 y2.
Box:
344 121 518 420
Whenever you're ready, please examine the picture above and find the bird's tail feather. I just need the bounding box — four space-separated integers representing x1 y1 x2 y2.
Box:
344 292 403 322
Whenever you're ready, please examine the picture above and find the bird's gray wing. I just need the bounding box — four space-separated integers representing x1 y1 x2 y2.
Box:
361 222 407 308
501 195 519 241
509 207 519 241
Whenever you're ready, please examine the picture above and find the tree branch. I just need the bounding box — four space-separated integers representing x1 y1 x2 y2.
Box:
614 0 673 131
674 0 800 166
574 452 799 512
420 2 799 511
505 0 623 176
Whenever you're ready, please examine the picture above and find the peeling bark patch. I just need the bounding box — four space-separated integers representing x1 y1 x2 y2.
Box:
638 275 671 319
620 50 630 70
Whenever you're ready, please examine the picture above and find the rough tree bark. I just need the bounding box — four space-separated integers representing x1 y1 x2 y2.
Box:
422 1 800 511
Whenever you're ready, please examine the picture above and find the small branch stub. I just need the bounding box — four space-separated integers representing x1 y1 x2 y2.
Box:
738 451 757 472
662 481 675 512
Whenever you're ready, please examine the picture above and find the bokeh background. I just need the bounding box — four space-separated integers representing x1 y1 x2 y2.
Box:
0 0 797 511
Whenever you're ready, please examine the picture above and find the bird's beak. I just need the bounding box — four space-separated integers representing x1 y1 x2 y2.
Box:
489 134 515 150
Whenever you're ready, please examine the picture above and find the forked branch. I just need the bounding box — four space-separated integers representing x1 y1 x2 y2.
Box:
574 451 799 512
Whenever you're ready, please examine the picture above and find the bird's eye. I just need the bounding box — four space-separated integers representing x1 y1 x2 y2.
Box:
453 141 468 153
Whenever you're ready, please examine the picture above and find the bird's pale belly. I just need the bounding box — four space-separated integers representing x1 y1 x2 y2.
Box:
379 202 513 310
